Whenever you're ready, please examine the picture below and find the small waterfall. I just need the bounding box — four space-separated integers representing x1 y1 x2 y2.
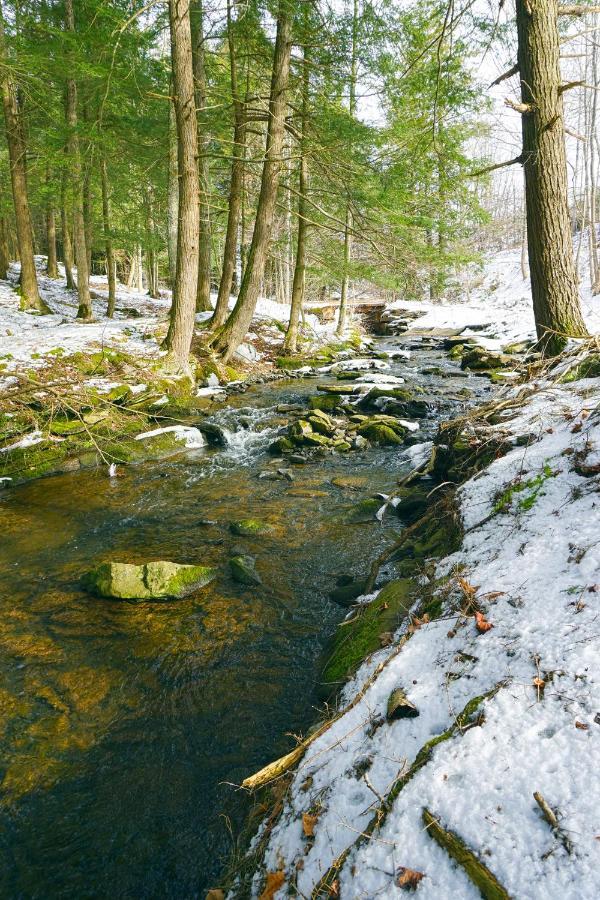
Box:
202 405 279 466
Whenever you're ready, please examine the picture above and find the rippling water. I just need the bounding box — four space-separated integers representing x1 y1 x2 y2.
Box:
0 342 488 897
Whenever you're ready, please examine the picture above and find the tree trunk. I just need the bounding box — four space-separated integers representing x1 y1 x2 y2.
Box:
210 0 293 362
60 172 75 289
46 207 59 278
64 0 92 320
100 157 116 316
211 0 247 328
0 3 48 312
83 100 94 275
516 0 587 354
336 0 359 335
163 0 201 375
167 95 178 288
0 215 9 279
192 0 212 312
285 34 310 352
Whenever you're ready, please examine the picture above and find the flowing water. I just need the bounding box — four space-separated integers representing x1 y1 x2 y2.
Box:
0 338 491 898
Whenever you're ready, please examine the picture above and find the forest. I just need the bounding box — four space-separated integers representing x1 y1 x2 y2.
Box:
2 0 600 898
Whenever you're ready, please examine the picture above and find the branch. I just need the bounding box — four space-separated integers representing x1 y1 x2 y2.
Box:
558 4 600 14
490 64 519 88
469 155 524 178
559 80 585 92
505 97 534 113
565 125 587 141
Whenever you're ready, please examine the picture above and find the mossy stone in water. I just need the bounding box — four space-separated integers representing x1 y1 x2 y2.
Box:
268 436 294 454
82 560 217 600
309 394 342 413
229 518 273 537
357 422 404 445
229 555 262 586
345 497 382 523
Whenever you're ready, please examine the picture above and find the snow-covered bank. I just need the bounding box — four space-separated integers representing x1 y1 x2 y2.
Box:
384 242 600 350
0 259 339 388
243 357 600 899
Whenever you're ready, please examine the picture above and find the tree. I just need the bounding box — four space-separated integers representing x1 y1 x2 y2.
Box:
0 1 49 312
192 0 213 312
64 0 92 320
163 0 200 375
513 0 588 353
209 0 293 362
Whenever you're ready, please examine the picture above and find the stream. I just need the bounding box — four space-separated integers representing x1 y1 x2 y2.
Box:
0 335 492 898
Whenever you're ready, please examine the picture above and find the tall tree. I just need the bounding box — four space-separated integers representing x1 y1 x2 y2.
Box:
515 0 587 353
100 158 116 316
64 0 92 320
0 2 49 312
210 0 293 361
163 0 200 375
192 0 212 312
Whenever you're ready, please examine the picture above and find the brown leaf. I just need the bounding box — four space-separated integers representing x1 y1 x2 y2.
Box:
302 812 319 837
571 422 583 433
575 720 589 730
458 577 479 600
379 631 394 647
330 879 340 897
396 866 425 890
206 891 225 900
474 611 493 633
259 871 285 900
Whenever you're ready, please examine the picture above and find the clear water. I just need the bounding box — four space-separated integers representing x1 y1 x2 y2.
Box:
0 342 490 898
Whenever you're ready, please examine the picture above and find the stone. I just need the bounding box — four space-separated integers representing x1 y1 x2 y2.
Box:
82 560 217 600
229 518 274 536
308 394 342 412
229 555 262 586
268 436 294 454
289 419 313 442
461 347 514 371
199 422 228 446
345 497 383 523
357 422 405 445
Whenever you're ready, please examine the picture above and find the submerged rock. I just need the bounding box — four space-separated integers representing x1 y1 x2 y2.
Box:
229 518 274 536
229 555 262 586
357 421 405 445
82 560 216 600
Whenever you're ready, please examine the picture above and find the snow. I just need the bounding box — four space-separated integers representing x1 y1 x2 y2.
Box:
0 429 43 453
383 236 600 349
249 367 600 899
134 425 205 449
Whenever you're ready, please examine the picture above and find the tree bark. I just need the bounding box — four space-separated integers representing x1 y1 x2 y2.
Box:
60 172 75 289
0 215 9 279
210 0 293 362
336 0 359 335
192 0 212 312
516 0 587 354
285 35 311 352
46 207 59 278
0 3 48 312
64 0 92 320
167 95 178 288
210 0 247 328
100 157 116 316
163 0 201 375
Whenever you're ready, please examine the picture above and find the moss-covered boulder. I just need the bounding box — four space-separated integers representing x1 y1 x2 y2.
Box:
229 555 262 586
308 394 343 413
82 560 217 600
307 409 335 436
461 348 514 371
344 497 383 523
268 435 294 454
357 422 405 445
229 518 273 536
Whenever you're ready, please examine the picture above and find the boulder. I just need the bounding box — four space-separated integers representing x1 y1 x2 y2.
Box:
309 394 343 413
268 436 294 454
82 560 216 600
289 419 313 442
229 518 274 536
229 555 262 586
461 347 514 371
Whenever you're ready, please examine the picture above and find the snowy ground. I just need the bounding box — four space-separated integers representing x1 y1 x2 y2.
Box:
384 240 600 350
0 259 338 390
246 357 600 899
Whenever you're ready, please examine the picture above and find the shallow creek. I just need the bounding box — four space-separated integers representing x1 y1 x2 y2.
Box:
0 337 491 898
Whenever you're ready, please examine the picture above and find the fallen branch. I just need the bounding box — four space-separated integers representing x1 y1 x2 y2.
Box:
422 808 511 899
533 791 574 855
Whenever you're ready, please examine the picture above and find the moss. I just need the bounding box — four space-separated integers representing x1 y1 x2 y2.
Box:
276 355 312 370
230 518 274 537
344 497 382 523
321 578 415 689
82 560 217 600
309 394 343 413
357 422 404 445
560 355 600 383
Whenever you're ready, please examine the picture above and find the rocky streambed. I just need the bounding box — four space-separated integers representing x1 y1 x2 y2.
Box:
0 331 508 897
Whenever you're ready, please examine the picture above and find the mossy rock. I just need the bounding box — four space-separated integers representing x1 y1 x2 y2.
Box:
82 560 217 600
461 348 514 371
48 418 87 436
229 518 273 537
357 422 404 445
560 355 600 382
320 578 415 692
344 497 382 523
229 555 262 586
268 436 294 454
309 394 343 413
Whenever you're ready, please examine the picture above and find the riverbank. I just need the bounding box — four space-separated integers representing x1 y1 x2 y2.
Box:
231 341 600 899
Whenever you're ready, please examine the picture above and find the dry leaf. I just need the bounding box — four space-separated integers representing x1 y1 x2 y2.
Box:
259 871 285 900
330 879 340 897
571 422 583 433
474 610 493 633
396 866 425 890
379 631 394 647
480 591 505 602
458 577 479 600
206 891 225 900
302 812 319 837
575 720 589 730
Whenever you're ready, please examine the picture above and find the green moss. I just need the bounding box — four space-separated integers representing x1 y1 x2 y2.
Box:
493 462 556 514
357 422 404 445
321 579 415 689
229 519 274 536
309 394 343 412
560 355 600 383
344 497 382 523
82 560 217 600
